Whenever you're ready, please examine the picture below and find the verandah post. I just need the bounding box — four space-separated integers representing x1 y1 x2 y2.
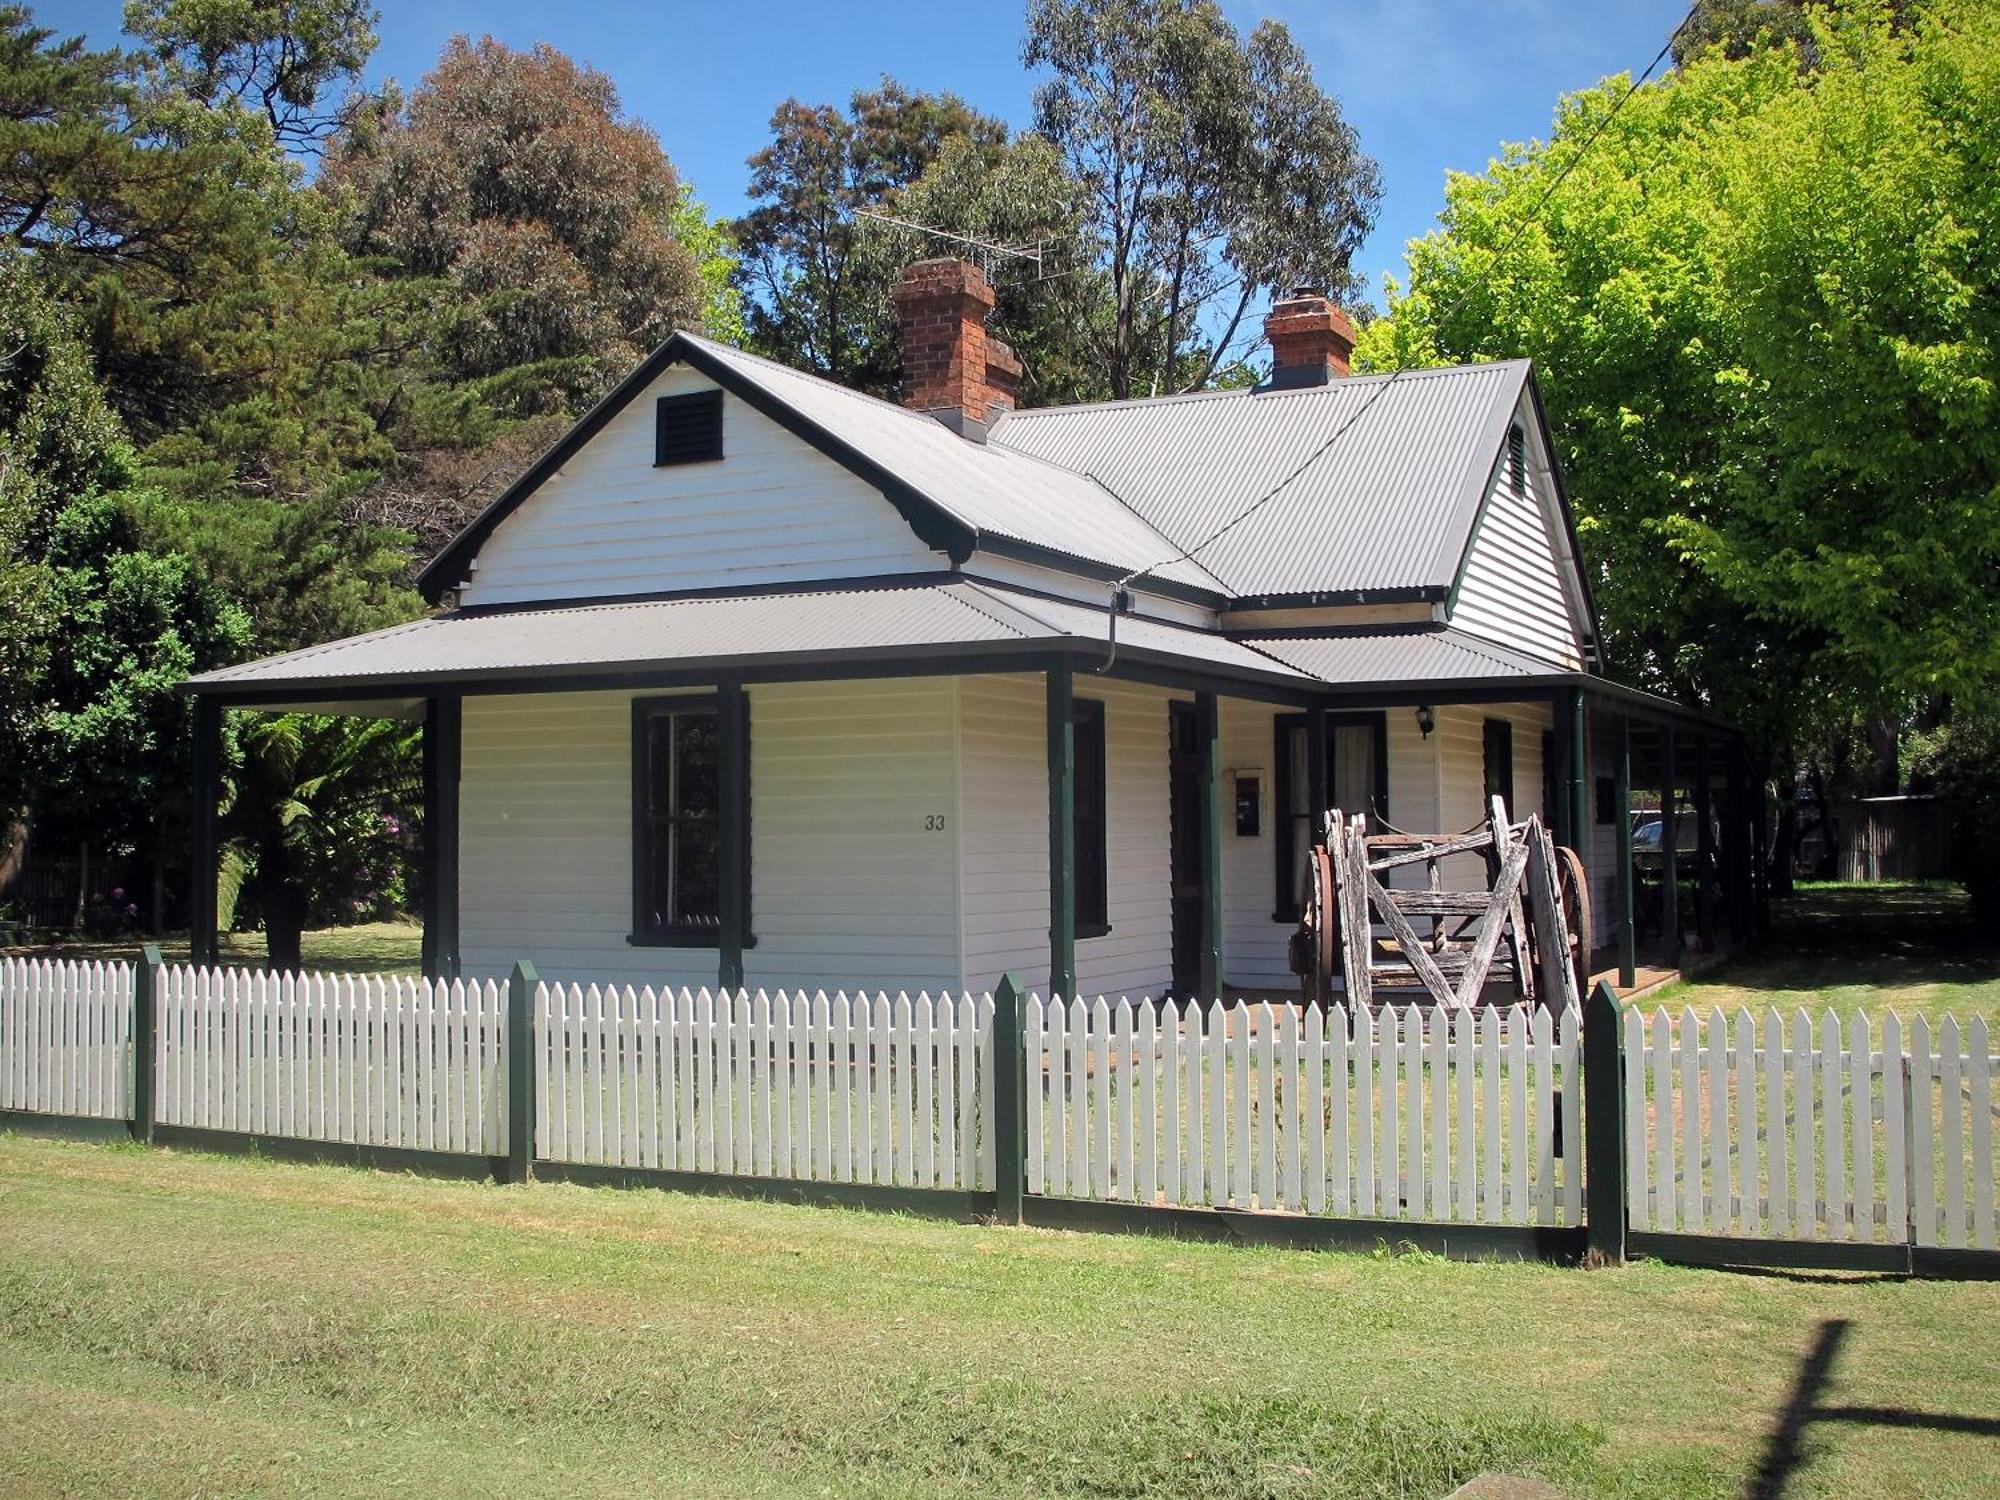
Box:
1615 716 1637 987
1046 661 1076 1000
991 972 1027 1225
1583 978 1627 1264
131 943 163 1143
1196 690 1223 1002
189 696 221 967
505 960 537 1184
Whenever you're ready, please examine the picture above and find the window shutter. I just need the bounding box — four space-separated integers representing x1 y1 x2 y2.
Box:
655 390 724 466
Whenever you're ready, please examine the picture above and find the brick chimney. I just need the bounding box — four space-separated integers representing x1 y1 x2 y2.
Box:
892 258 1022 440
1264 287 1355 389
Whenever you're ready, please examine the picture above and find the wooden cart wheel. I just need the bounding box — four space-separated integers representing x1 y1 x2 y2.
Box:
1295 843 1340 1007
1555 844 1593 1001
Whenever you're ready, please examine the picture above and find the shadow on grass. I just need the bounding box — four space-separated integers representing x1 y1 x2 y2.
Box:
1747 1316 2000 1500
1694 883 1999 997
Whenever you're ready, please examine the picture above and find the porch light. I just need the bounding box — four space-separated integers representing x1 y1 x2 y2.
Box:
1415 705 1436 740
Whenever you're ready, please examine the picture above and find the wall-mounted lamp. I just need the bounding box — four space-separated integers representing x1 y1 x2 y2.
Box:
1415 704 1436 740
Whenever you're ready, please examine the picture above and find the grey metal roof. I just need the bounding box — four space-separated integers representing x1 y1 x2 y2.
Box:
682 336 1226 593
988 362 1529 600
187 581 1313 696
1240 625 1568 687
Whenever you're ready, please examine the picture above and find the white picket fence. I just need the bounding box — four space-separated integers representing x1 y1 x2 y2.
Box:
0 957 133 1120
1625 1007 1998 1249
536 984 995 1190
1026 998 1584 1224
156 966 509 1155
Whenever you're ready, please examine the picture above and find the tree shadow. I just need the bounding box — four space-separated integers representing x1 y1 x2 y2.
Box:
1747 1317 2000 1499
1691 884 2000 998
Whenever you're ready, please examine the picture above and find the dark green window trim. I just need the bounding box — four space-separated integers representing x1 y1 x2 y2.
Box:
1272 710 1387 922
1073 697 1109 936
630 693 753 946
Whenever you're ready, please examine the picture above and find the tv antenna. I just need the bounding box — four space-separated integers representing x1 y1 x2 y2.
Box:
853 208 1044 280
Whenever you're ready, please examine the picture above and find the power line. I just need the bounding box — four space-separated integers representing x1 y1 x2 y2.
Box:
1100 0 1704 618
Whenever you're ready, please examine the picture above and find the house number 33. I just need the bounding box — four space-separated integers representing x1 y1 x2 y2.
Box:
924 814 948 831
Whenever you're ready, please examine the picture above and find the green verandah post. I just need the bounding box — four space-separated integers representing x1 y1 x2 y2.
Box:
1583 979 1628 1264
131 943 163 1143
506 960 538 1184
992 973 1027 1225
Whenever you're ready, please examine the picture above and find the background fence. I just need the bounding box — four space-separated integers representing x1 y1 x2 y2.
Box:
0 952 1993 1273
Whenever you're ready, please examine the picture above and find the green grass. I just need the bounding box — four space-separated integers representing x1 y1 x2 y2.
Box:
1648 882 1998 1028
0 920 423 976
3 1137 1997 1498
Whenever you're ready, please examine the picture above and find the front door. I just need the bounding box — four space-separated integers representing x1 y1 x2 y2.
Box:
1168 702 1203 996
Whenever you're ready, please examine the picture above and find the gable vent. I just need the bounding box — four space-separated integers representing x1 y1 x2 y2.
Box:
655 390 723 467
1507 423 1527 494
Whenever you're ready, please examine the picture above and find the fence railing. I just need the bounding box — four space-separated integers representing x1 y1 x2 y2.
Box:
536 983 994 1190
1625 1005 1995 1250
1027 998 1580 1224
1 952 1994 1274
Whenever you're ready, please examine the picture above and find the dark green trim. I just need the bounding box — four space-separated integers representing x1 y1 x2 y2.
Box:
1273 708 1384 920
1 1109 133 1144
1047 662 1076 999
1565 687 1589 861
534 1158 998 1221
1228 586 1449 610
1615 716 1637 986
190 696 220 966
131 944 162 1143
420 695 462 981
1022 1195 1587 1263
991 974 1027 1225
505 961 535 1184
419 334 977 601
1629 1231 1917 1277
151 1123 504 1180
718 681 749 992
1583 981 1626 1264
1660 724 1680 958
1910 1246 2000 1281
1196 691 1223 1001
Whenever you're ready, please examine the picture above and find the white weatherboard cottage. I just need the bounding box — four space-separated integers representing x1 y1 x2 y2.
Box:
187 261 1750 998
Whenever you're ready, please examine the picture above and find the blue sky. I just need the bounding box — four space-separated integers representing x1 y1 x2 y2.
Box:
47 0 1687 302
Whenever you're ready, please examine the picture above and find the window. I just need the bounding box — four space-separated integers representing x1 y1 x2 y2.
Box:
1507 423 1527 494
655 390 723 466
1483 718 1515 817
1596 776 1618 825
632 694 749 944
1072 698 1109 936
1272 712 1387 919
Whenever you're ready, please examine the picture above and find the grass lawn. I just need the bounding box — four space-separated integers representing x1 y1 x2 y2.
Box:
1646 882 1998 1028
2 1137 1996 1499
0 919 423 976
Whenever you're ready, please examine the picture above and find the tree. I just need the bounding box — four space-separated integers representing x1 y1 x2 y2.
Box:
733 79 1008 394
123 0 379 150
323 36 713 420
1358 0 1999 880
1024 0 1380 398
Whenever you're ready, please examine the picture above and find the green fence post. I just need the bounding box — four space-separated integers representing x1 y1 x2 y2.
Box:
991 973 1027 1226
1583 979 1627 1264
506 960 538 1185
131 943 163 1144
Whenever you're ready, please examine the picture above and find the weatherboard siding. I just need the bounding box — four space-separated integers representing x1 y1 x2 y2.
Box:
1448 416 1582 669
957 674 1181 998
457 680 961 991
455 366 944 608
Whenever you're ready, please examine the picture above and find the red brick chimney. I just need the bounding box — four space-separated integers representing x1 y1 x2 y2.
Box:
892 258 1022 440
1264 287 1355 389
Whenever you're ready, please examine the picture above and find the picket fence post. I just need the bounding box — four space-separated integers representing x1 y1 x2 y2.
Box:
1583 980 1628 1264
130 944 163 1143
991 973 1026 1225
506 960 537 1184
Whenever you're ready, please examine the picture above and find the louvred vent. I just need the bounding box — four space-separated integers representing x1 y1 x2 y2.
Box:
655 390 724 466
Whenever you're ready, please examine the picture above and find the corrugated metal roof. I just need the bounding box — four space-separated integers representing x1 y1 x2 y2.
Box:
682 336 1226 593
989 362 1528 599
1242 625 1567 686
188 582 1314 695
